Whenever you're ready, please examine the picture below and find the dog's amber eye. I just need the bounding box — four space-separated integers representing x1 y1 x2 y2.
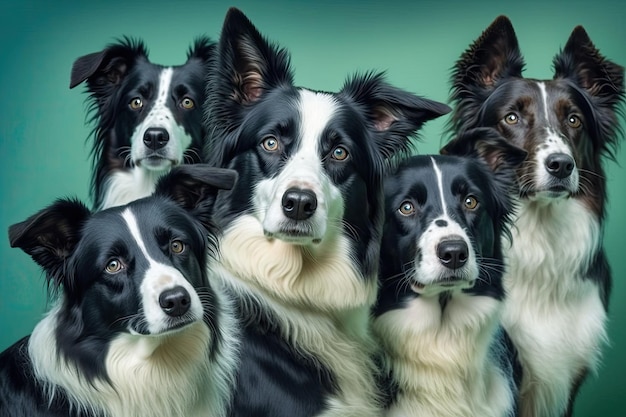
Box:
129 97 143 110
567 114 582 128
171 240 185 254
105 258 124 274
504 113 519 125
398 201 415 216
261 135 279 152
331 146 349 161
464 196 479 210
181 97 195 109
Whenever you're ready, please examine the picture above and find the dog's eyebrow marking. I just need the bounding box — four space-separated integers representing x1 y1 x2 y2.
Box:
537 82 550 125
121 208 156 265
430 157 447 218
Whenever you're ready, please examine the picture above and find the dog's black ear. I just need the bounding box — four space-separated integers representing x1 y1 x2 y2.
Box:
8 199 91 286
554 26 624 104
441 127 527 173
452 16 524 91
70 37 148 89
341 72 451 159
187 36 215 63
155 164 238 226
211 7 293 106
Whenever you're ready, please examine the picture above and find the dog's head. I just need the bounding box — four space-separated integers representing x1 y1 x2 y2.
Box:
9 165 236 347
205 8 451 254
376 129 524 314
70 38 215 204
447 16 624 216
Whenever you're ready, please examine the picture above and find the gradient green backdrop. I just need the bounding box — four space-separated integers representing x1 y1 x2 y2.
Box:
1 1 624 415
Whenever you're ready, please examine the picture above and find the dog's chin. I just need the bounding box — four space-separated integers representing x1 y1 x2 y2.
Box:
129 316 199 337
137 156 176 172
411 276 476 296
524 186 575 202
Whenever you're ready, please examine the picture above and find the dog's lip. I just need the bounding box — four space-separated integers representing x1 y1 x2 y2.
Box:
410 277 475 294
264 229 323 245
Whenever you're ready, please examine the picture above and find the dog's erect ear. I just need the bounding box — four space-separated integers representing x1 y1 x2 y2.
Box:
155 164 238 226
441 127 527 173
69 37 148 89
341 72 451 159
211 7 293 106
8 199 91 287
553 26 625 104
452 15 524 91
187 36 215 63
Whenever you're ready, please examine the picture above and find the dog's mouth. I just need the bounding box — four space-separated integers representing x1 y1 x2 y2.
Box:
411 276 476 295
264 228 323 245
137 155 177 170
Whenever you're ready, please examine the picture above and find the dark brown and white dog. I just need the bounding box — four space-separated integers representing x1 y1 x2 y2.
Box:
442 16 625 417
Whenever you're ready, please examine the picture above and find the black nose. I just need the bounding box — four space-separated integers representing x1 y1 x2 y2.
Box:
158 286 191 317
545 153 575 179
437 239 469 270
143 127 170 150
281 188 318 220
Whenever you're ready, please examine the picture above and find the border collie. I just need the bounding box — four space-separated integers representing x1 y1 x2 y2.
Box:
70 37 214 209
443 16 625 417
204 8 451 417
373 128 525 417
0 165 239 417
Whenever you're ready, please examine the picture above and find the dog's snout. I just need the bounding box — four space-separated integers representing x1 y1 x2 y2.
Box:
437 239 468 270
143 127 170 150
545 153 575 179
158 286 191 317
281 187 318 220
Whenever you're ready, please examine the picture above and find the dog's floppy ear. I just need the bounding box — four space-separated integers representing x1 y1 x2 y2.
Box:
155 164 238 227
441 127 527 173
341 72 451 159
554 26 624 104
8 199 91 287
70 37 148 89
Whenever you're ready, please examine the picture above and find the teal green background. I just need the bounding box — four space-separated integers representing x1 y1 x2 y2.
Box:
1 1 624 415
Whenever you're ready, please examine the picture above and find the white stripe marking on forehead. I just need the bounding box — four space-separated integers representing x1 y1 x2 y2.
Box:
297 90 339 157
121 208 155 265
430 156 447 218
537 82 550 124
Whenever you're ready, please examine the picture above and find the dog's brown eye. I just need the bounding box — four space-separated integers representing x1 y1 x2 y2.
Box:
129 97 143 110
567 114 582 128
181 97 195 109
171 240 185 254
464 196 479 210
398 201 415 216
105 258 124 274
331 146 349 161
504 113 519 125
261 135 279 152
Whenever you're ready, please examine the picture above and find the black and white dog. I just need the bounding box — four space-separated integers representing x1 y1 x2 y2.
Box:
0 165 239 417
444 16 625 417
70 37 214 209
204 8 451 417
374 129 525 417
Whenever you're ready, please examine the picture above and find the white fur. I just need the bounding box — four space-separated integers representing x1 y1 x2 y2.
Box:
502 196 607 417
26 207 240 417
374 294 514 417
99 166 162 209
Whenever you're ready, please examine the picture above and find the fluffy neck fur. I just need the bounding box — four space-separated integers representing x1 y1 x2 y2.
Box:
374 294 514 417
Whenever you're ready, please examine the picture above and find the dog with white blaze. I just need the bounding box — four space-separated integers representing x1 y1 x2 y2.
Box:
443 15 625 417
0 165 239 417
70 37 214 209
203 7 451 417
375 128 525 417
